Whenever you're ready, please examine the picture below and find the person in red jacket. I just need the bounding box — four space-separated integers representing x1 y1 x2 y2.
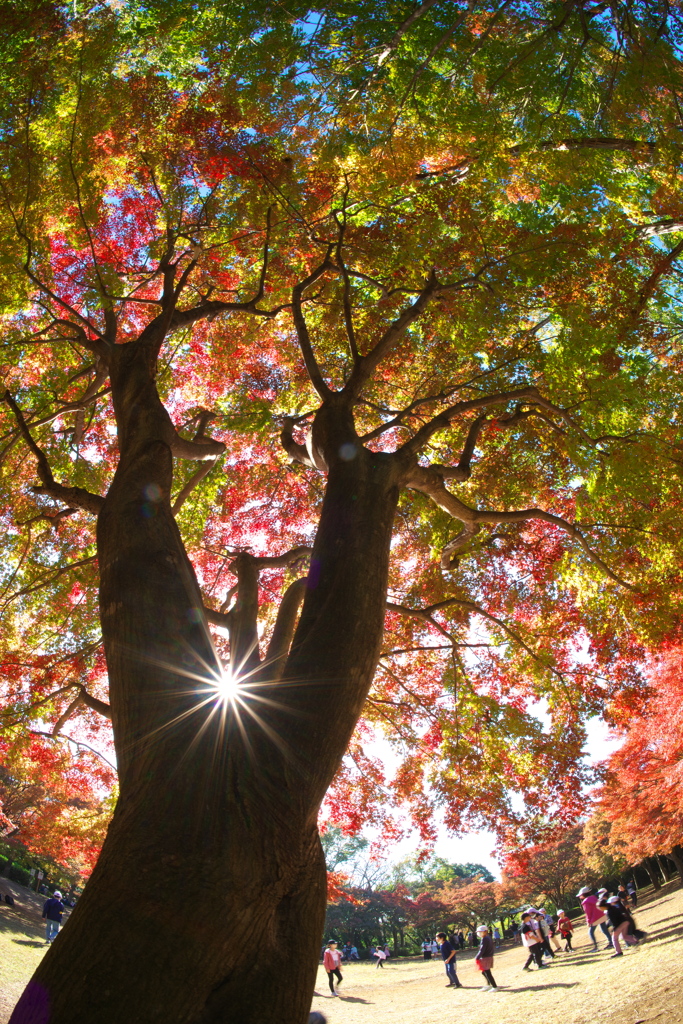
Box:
557 910 574 952
323 941 343 996
577 886 612 950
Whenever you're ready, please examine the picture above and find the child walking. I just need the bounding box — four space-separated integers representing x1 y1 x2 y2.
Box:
475 925 498 992
557 910 574 951
323 941 343 996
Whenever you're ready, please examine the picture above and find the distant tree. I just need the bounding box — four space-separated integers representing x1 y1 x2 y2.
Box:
390 853 494 894
580 810 629 879
0 734 114 875
442 877 521 932
502 825 590 907
320 825 369 873
594 647 683 885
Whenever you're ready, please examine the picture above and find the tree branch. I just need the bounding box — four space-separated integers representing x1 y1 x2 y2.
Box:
388 597 566 680
344 271 440 398
172 459 219 514
291 253 336 399
52 692 83 736
3 391 105 514
398 386 541 458
635 219 683 239
78 685 112 721
632 239 683 319
405 465 638 590
262 578 307 682
280 417 315 467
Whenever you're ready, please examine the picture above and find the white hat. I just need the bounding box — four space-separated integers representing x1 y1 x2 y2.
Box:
557 909 564 915
53 890 62 898
607 896 621 904
576 886 591 896
598 888 608 894
476 925 488 933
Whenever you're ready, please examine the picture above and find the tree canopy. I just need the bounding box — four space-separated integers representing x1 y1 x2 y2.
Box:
2 2 683 1021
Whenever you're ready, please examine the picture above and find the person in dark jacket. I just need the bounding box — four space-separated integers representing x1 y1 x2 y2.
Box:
475 925 498 991
599 897 639 957
42 890 65 944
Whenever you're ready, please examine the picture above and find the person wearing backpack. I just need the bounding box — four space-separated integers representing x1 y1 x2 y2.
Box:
520 912 547 971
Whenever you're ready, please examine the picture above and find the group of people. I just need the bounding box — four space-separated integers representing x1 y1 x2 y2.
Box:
577 883 644 957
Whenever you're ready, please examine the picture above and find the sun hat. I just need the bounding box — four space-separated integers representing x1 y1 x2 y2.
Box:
53 891 62 898
607 896 621 904
476 925 488 933
576 886 591 896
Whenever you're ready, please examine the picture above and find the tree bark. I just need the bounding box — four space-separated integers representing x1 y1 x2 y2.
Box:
10 376 400 1024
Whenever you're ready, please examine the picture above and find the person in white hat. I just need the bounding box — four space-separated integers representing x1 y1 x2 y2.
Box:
577 886 612 951
600 896 641 956
42 890 65 944
475 925 498 992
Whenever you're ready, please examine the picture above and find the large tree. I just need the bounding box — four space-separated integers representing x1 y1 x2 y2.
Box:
2 2 683 1021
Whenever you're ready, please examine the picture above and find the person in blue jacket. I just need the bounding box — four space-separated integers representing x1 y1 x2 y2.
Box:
42 890 65 944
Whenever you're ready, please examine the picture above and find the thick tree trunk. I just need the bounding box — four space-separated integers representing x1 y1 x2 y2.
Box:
11 372 400 1024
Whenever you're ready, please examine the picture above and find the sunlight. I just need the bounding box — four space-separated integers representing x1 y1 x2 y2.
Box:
212 666 242 705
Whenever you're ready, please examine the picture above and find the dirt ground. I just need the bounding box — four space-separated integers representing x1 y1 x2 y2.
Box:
0 879 680 1023
311 881 683 1024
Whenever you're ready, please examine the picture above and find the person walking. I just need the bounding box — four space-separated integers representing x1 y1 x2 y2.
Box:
373 946 387 969
475 925 499 992
534 912 555 959
577 886 612 950
492 926 501 949
557 910 574 951
436 931 462 988
520 912 546 971
42 890 65 944
422 938 432 960
540 908 562 952
323 941 343 996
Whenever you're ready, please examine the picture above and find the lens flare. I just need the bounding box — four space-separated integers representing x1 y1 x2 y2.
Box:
212 666 241 705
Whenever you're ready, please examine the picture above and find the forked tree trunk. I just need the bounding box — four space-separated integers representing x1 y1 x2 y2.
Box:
10 364 400 1023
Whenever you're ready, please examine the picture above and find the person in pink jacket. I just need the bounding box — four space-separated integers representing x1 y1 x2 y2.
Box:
323 941 343 996
577 886 613 950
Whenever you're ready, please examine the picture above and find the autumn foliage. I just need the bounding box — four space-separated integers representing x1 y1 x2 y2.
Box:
1 1 683 1020
590 647 683 880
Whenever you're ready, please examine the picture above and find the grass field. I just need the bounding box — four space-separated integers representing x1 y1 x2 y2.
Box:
1 878 681 1023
